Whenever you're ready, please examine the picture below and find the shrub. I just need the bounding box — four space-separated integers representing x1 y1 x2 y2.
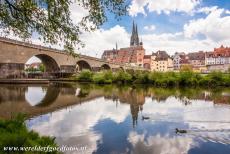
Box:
74 70 230 87
77 70 93 82
114 71 132 83
92 71 113 84
0 114 59 153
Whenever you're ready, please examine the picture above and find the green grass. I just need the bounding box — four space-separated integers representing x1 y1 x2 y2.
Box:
0 114 59 154
73 70 230 87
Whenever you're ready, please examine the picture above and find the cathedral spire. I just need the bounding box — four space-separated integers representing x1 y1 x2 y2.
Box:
130 21 140 46
132 21 135 35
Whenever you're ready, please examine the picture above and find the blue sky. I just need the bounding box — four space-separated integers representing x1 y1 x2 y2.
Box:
2 0 229 63
75 0 230 57
102 0 230 34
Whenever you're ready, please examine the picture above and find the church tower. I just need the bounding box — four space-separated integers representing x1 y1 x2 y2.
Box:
130 21 140 46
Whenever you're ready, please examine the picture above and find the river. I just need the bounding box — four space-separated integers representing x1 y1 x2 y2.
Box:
0 83 230 154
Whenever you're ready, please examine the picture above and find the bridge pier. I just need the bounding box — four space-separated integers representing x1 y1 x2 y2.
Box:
91 67 101 72
60 65 76 73
0 63 25 78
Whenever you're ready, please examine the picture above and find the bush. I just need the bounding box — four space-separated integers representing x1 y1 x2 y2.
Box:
77 70 93 82
74 70 230 87
92 71 113 84
0 114 59 153
114 71 132 84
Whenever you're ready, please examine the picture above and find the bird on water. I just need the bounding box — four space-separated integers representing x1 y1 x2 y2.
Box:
175 128 187 134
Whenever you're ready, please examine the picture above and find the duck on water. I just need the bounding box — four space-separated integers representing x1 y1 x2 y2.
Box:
175 128 187 134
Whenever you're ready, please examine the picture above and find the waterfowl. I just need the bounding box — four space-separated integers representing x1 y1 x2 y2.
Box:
142 116 150 120
175 128 187 134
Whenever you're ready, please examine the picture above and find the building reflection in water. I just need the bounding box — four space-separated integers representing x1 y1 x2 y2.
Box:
1 83 230 153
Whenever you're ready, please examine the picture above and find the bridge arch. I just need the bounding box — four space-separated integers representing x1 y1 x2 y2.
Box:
25 85 60 107
26 54 60 73
101 64 111 70
76 60 92 71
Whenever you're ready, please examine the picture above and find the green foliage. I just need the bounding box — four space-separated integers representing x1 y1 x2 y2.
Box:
76 70 93 82
74 70 230 87
0 0 127 53
93 71 113 84
25 64 45 72
0 114 59 153
39 64 45 72
113 71 132 84
133 71 150 84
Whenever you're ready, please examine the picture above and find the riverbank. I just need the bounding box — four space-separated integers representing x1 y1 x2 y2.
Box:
1 70 229 87
72 70 230 87
0 78 78 84
0 79 50 84
0 114 59 153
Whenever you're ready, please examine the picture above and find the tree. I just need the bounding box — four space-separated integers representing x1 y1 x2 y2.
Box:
0 0 127 54
180 64 193 72
39 63 45 72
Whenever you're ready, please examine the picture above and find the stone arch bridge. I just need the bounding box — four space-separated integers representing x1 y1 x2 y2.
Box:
0 37 145 78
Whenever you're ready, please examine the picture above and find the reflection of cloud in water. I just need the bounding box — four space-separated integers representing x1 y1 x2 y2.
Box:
26 90 230 153
142 97 230 130
28 97 130 152
25 87 46 106
128 131 195 154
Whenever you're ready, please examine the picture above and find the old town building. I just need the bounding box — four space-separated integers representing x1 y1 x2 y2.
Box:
173 52 186 70
205 45 230 72
151 51 173 72
172 51 206 72
143 55 151 69
102 21 145 67
187 51 206 72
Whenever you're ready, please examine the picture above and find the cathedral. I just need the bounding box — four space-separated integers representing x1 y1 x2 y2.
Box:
102 21 145 66
130 21 140 46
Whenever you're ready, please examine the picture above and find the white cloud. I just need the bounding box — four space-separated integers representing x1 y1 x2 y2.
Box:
226 10 230 14
128 132 195 154
69 3 89 25
78 24 226 56
144 25 156 31
1 1 229 59
196 6 218 14
184 8 230 42
28 97 130 152
80 25 130 57
128 0 200 16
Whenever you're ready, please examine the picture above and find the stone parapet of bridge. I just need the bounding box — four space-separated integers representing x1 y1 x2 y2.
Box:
0 37 146 78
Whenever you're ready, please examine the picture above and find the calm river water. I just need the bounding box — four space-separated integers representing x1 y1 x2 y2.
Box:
0 83 230 154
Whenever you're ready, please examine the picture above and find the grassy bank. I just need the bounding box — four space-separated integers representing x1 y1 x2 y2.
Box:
0 115 59 153
72 70 230 87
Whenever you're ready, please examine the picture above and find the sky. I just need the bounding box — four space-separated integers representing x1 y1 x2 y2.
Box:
1 0 230 63
77 0 230 57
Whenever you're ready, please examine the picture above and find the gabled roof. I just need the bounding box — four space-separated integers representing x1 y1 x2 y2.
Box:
152 50 170 61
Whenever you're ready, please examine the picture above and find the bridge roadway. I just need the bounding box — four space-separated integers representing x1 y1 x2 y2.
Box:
0 37 146 78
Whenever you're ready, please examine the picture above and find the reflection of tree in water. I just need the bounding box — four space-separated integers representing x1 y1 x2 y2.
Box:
0 85 28 103
76 84 93 98
148 88 176 102
92 85 230 127
77 89 90 98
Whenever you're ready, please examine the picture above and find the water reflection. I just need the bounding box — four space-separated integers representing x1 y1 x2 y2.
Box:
25 87 47 106
0 83 230 154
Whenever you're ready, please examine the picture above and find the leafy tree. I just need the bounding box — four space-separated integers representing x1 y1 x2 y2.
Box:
180 64 193 72
39 63 45 72
0 0 127 54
